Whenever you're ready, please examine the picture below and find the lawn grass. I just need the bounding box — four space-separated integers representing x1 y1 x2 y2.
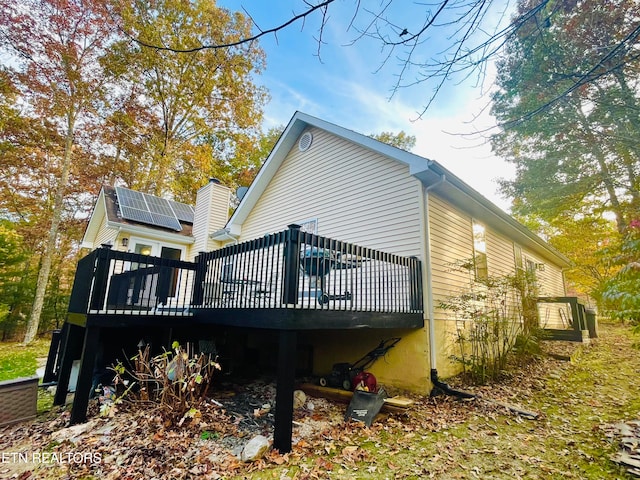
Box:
239 322 640 479
0 337 55 415
0 337 51 382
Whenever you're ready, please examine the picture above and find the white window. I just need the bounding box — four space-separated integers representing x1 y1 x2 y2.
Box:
472 221 488 281
297 218 318 234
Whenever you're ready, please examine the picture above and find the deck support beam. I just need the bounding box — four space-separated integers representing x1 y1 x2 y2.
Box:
70 326 101 425
42 327 64 384
273 329 297 453
53 323 84 406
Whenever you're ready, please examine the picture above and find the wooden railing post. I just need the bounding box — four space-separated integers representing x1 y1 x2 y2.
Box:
282 224 301 305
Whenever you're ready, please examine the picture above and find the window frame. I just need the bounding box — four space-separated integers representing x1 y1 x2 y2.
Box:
472 220 488 282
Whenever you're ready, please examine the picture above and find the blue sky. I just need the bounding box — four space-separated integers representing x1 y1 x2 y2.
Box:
218 0 516 212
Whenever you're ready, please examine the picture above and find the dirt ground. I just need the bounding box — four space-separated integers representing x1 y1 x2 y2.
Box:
1 321 639 479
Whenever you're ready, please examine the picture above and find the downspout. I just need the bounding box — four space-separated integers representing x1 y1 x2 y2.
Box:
422 174 475 399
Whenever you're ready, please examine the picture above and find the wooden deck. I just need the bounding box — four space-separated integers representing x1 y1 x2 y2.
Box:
53 226 424 452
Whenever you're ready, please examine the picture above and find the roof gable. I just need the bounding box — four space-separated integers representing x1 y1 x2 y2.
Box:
229 112 433 226
81 186 195 249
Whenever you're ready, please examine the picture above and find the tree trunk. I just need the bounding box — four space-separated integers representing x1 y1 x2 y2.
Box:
22 116 75 345
612 70 640 212
575 106 627 233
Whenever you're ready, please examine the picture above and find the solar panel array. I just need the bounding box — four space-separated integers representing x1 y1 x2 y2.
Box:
169 199 195 223
115 186 194 231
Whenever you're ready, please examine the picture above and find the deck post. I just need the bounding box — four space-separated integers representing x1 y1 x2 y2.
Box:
282 225 302 305
42 328 63 384
70 326 101 425
191 253 206 306
273 329 297 453
409 257 423 311
89 248 110 311
53 323 84 406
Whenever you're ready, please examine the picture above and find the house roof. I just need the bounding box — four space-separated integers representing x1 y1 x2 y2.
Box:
81 185 194 248
228 111 571 267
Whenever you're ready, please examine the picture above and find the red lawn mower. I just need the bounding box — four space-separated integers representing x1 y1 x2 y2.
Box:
318 337 401 392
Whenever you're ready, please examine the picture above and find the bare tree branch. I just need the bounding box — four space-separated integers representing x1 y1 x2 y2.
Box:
112 0 640 123
120 0 336 53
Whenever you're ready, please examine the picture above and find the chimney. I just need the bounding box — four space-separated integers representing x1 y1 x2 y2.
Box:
192 179 231 255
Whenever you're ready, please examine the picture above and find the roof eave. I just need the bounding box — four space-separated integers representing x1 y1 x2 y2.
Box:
418 162 571 267
111 222 195 244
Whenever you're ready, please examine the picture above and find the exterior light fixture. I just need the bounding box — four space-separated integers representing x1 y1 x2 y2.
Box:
121 237 129 247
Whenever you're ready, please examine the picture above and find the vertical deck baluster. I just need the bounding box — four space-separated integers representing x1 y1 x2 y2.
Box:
396 259 402 313
304 232 310 310
358 245 363 311
381 251 386 312
283 225 301 306
235 242 242 308
276 231 285 308
391 254 396 312
305 232 313 310
267 235 275 309
336 239 342 311
381 251 387 312
350 242 356 312
390 255 396 312
247 239 255 308
322 235 330 309
243 240 251 308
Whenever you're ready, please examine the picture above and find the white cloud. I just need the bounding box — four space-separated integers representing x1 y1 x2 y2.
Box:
241 0 516 212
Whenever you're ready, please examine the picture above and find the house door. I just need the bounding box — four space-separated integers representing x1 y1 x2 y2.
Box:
156 246 182 304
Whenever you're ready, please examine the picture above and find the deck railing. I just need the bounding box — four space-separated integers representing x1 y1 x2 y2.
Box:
67 225 423 317
68 247 198 316
193 225 423 313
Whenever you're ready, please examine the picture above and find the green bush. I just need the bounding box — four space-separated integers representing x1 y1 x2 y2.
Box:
440 261 540 384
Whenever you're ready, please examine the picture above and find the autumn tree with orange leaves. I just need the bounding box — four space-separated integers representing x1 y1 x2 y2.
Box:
0 0 266 342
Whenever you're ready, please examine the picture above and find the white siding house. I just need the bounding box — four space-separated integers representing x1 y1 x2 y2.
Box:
215 112 571 390
80 111 571 392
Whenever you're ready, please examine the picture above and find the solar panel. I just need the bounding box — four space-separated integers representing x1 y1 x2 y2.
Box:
119 205 154 225
144 193 175 217
116 187 147 210
150 212 182 231
169 200 195 223
115 186 183 231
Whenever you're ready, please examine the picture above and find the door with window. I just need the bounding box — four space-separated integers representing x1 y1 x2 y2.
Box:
129 240 184 306
157 246 182 304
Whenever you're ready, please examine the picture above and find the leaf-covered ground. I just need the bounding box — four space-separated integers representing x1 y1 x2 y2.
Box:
1 321 639 479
